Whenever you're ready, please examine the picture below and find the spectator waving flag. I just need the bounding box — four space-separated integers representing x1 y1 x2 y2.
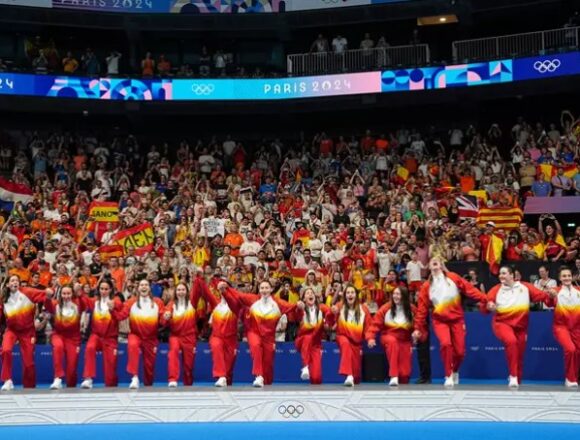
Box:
0 177 34 212
485 233 504 275
476 206 523 230
456 195 479 219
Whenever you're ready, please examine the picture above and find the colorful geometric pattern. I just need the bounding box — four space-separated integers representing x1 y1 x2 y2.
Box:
381 60 513 92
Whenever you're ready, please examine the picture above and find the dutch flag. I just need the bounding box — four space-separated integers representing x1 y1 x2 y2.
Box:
0 177 34 212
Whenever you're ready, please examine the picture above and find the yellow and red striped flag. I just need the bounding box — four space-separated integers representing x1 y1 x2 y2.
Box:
476 207 523 230
486 234 504 275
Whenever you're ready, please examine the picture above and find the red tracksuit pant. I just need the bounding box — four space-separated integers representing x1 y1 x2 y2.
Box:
432 319 466 377
82 334 118 387
295 334 322 384
381 334 412 383
127 334 158 386
168 334 196 385
51 333 80 388
336 335 362 383
209 335 237 385
1 329 36 388
493 321 526 382
553 325 580 383
247 332 276 385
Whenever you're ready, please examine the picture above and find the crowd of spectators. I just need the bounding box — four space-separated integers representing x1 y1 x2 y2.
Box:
0 110 580 343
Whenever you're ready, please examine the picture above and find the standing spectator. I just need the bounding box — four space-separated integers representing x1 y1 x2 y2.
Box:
199 46 211 77
310 34 329 53
332 34 348 54
106 51 122 76
551 167 573 196
214 50 226 76
531 173 552 197
141 52 155 77
157 54 171 77
32 49 48 74
82 48 100 76
62 51 79 74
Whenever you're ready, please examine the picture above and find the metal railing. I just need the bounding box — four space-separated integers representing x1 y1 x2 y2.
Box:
287 44 430 76
452 26 580 63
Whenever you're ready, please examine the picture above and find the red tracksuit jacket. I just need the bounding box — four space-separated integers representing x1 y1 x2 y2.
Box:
414 271 487 337
86 296 126 339
222 287 296 341
365 303 416 342
485 282 550 330
295 304 330 344
328 303 372 345
163 284 201 338
547 285 580 329
44 296 90 339
1 288 47 333
124 296 165 339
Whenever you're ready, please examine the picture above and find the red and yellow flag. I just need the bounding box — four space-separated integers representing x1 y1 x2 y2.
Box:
486 234 504 275
476 207 523 230
98 244 124 262
111 223 154 256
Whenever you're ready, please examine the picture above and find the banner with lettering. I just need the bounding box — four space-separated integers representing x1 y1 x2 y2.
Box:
111 223 154 256
88 201 119 222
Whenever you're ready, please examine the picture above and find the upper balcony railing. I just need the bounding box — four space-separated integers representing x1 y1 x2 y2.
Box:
452 26 580 63
287 44 430 76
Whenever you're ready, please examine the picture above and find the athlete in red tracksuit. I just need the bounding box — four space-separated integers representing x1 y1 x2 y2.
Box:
0 275 52 391
485 265 551 388
366 285 415 386
219 279 297 387
81 279 125 389
162 281 201 387
124 279 165 389
412 257 488 387
44 285 89 389
542 267 579 388
294 287 330 385
327 284 372 387
200 278 240 387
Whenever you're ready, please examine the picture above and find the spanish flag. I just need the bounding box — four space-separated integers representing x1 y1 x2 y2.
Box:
537 164 555 182
486 234 504 275
562 165 578 179
98 244 124 262
476 207 523 230
395 165 409 184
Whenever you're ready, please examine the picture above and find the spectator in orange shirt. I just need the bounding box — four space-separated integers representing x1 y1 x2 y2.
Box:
224 223 244 257
38 260 53 288
79 266 98 290
459 169 476 194
108 257 126 292
8 258 31 284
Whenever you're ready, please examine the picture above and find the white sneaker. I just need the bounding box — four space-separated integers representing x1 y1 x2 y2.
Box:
252 375 264 388
300 366 310 381
50 378 63 390
389 377 399 387
129 376 140 390
214 377 227 388
168 381 178 388
452 372 459 385
565 379 578 389
444 376 454 388
1 380 14 391
508 376 519 389
80 378 93 389
344 375 354 387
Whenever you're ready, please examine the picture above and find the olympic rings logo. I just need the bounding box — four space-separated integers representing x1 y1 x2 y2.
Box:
533 59 561 73
278 404 305 419
190 83 216 95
